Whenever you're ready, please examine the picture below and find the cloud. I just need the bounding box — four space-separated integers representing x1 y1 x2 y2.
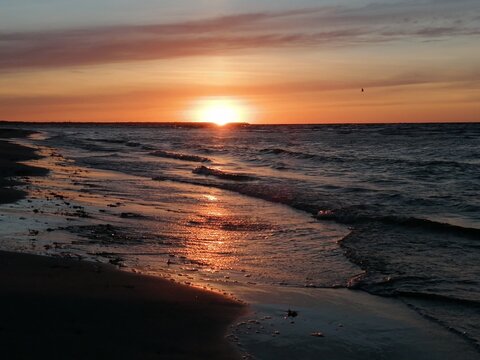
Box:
0 0 478 70
2 67 480 122
3 67 479 103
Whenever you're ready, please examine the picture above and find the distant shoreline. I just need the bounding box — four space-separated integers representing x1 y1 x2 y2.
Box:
1 120 479 126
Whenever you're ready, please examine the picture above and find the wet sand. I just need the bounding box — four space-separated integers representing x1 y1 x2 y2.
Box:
0 129 245 359
0 129 48 203
229 284 480 360
1 127 479 359
0 251 244 359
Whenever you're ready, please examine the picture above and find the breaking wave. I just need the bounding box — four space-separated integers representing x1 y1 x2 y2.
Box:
192 166 256 181
150 150 211 163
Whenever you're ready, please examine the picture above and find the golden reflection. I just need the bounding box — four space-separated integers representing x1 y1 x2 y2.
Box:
184 192 238 270
203 194 218 202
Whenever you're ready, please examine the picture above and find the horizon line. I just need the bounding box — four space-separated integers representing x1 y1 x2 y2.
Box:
0 120 479 126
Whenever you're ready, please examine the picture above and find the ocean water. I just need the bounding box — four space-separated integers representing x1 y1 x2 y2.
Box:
5 122 480 348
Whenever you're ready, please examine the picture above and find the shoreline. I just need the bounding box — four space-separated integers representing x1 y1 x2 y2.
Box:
1 126 479 359
0 129 48 204
229 284 480 360
0 129 245 359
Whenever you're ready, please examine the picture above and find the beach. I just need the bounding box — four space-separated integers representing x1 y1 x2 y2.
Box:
0 129 48 204
0 129 244 359
0 124 479 359
2 0 479 358
0 250 244 359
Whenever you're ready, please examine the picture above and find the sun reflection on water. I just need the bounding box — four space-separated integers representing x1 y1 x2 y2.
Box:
184 193 239 271
203 194 218 202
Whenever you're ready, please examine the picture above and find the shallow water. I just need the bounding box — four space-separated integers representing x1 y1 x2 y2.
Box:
2 122 479 348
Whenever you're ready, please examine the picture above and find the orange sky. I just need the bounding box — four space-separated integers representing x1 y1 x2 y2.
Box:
1 1 479 123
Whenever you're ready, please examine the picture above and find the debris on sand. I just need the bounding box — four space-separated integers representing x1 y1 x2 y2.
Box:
66 224 144 245
287 309 298 318
109 257 124 266
120 212 146 219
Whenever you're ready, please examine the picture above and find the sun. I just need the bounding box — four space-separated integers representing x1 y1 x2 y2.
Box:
191 97 250 126
201 103 238 126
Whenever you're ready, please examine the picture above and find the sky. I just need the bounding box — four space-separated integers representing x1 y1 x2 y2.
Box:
0 0 479 123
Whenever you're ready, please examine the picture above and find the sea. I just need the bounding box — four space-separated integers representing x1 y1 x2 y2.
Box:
2 122 480 349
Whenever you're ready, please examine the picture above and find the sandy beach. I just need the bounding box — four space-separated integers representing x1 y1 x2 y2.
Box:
0 129 244 359
0 129 48 204
0 250 244 359
1 126 479 360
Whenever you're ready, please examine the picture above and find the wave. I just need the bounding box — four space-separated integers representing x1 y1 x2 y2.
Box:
261 147 316 159
192 166 255 181
260 147 479 171
150 150 211 163
125 141 142 147
260 147 343 163
397 291 480 307
151 169 480 239
339 218 480 348
317 207 480 238
76 142 120 153
153 165 479 239
95 138 127 145
89 138 148 149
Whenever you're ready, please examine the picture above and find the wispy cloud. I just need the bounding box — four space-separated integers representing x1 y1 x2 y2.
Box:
2 67 479 103
0 0 478 70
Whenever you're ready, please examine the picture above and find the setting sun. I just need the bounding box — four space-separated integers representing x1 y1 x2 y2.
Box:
191 97 250 126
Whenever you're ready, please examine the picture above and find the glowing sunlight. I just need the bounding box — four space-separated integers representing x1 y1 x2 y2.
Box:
191 97 251 126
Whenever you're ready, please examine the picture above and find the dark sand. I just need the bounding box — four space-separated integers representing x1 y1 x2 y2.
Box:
0 129 245 359
0 251 244 359
0 129 48 203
